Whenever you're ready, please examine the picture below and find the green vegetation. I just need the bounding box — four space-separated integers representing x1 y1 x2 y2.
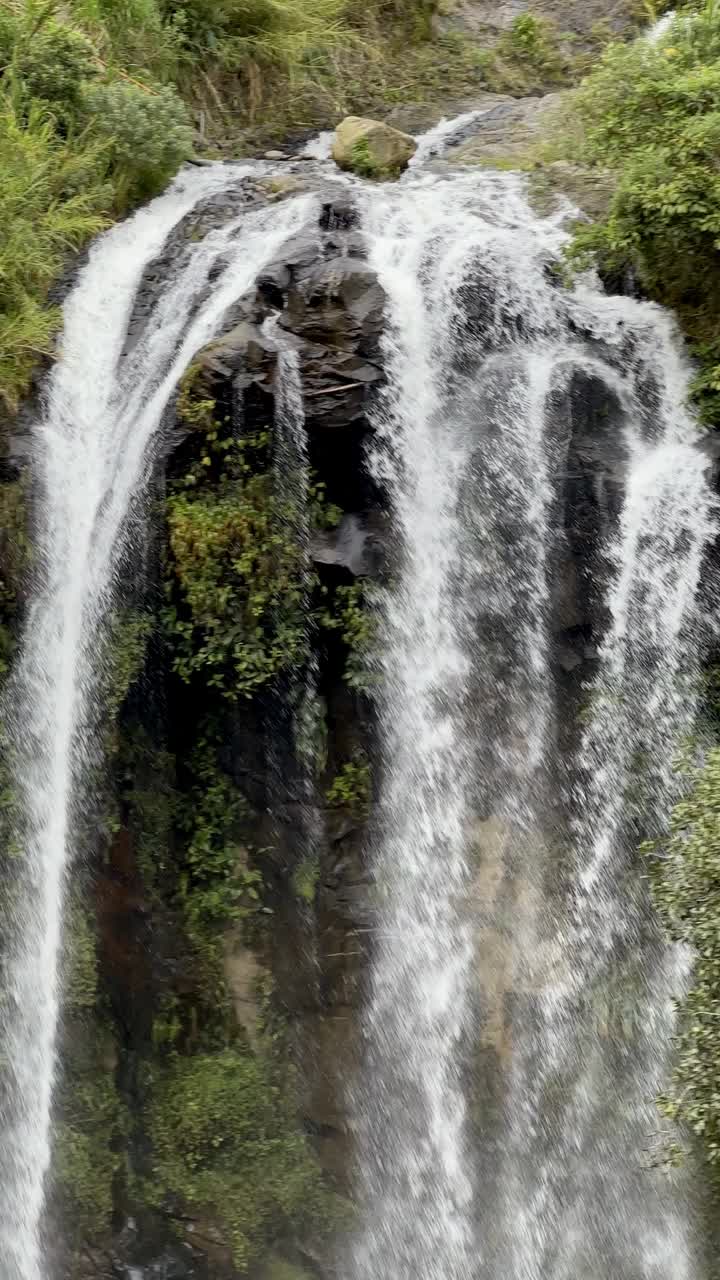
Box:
52 901 126 1246
0 478 29 674
164 478 309 695
291 852 320 903
643 749 720 1190
319 581 376 692
178 738 261 948
0 0 197 409
326 752 371 818
165 363 314 697
480 13 572 93
350 136 380 177
557 0 720 424
146 1047 345 1270
0 0 602 413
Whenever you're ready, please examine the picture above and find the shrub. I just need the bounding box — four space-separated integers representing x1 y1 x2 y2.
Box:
82 79 194 204
4 17 98 120
644 747 720 1188
561 7 720 422
163 478 308 698
318 582 375 692
0 99 109 408
146 1048 339 1270
326 754 371 818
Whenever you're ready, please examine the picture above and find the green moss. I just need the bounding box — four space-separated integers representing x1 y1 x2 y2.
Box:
63 903 99 1011
349 136 393 180
319 582 376 693
176 359 217 432
326 753 371 819
644 745 720 1191
291 853 320 904
53 1074 124 1244
119 725 179 891
145 1047 346 1271
53 901 126 1248
105 609 153 719
556 4 720 425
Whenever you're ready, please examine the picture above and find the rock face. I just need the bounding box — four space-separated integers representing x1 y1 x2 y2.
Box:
64 170 658 1280
332 116 417 178
439 0 639 39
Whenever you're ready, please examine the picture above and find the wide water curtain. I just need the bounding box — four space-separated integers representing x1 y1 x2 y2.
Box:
349 171 713 1280
0 149 714 1280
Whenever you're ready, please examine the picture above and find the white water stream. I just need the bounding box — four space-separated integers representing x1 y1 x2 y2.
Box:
0 166 315 1280
349 167 715 1280
0 124 716 1280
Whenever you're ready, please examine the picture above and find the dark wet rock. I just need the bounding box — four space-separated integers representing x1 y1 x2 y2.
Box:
311 513 378 576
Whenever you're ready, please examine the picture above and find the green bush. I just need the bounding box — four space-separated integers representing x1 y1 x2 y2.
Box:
561 5 720 422
178 739 261 944
0 99 109 408
1 14 98 120
644 747 720 1187
82 79 194 204
146 1048 340 1270
163 478 308 697
319 582 375 692
326 753 371 817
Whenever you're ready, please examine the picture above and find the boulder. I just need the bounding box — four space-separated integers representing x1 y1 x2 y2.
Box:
332 116 417 179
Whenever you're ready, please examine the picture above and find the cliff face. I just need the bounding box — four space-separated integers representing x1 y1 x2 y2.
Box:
4 166 645 1280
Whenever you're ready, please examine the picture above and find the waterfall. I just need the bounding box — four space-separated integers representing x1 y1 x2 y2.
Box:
265 317 325 918
0 128 716 1280
0 168 316 1280
349 167 715 1280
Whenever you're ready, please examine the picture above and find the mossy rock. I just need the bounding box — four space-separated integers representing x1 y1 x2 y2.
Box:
527 160 616 220
257 1257 314 1280
256 175 307 200
332 116 416 180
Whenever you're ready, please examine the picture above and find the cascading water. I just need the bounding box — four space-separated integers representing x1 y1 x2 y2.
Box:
0 119 716 1280
348 165 715 1280
0 167 316 1280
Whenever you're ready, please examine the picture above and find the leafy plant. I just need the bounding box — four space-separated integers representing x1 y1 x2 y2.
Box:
644 748 720 1187
560 5 720 423
146 1048 341 1270
0 97 109 408
82 79 194 205
326 752 371 817
319 581 376 692
163 478 308 697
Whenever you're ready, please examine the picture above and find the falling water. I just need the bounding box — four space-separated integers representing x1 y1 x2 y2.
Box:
348 165 715 1280
0 124 716 1280
0 168 316 1280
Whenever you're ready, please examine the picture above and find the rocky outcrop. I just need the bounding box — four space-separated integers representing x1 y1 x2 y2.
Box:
332 116 417 179
437 0 639 40
46 137 696 1280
